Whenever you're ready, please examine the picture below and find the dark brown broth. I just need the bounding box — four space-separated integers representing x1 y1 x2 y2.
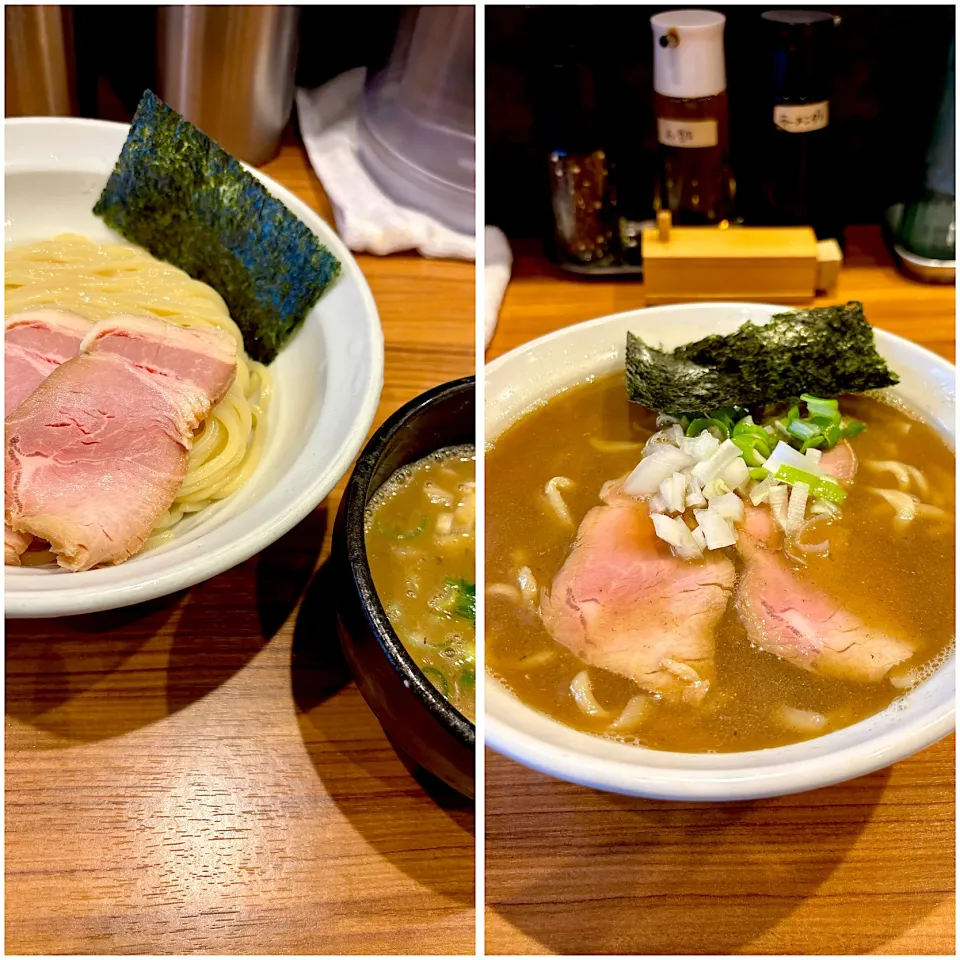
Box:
485 374 955 752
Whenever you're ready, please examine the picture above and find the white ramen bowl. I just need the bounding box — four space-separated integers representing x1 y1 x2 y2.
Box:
5 118 384 617
485 303 955 801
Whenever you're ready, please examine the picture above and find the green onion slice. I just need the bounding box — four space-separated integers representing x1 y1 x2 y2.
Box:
378 516 428 540
842 418 867 439
422 666 449 697
801 394 841 424
733 434 771 466
774 464 847 503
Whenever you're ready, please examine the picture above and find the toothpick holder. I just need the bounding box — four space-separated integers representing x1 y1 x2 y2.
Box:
642 211 842 303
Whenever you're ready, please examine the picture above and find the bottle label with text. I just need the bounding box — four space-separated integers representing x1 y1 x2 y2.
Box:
657 118 719 149
774 101 829 133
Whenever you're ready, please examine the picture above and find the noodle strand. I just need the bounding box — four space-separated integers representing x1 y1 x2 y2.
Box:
5 234 271 552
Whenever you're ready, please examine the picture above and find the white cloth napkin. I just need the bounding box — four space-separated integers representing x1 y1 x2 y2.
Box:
484 226 512 347
296 68 475 260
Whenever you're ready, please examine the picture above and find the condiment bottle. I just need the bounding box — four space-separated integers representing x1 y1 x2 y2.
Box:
538 13 620 270
650 9 735 225
759 9 839 239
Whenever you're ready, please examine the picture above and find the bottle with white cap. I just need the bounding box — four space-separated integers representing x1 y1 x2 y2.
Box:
650 9 735 224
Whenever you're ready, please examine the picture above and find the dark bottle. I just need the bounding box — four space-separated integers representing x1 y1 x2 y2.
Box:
651 10 736 225
759 10 839 239
536 12 621 271
891 40 955 277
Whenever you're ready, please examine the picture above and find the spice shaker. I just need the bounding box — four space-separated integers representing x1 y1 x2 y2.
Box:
651 9 736 225
538 14 621 271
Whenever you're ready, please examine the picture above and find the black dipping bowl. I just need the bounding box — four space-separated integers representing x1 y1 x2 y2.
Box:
333 376 475 798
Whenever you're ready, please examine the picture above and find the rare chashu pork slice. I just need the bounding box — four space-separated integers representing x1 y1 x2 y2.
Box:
818 439 858 482
5 309 92 565
5 309 92 411
5 314 237 571
540 482 736 703
736 504 913 682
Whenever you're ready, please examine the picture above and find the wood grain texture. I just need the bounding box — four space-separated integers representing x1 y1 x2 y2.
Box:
5 137 476 955
484 229 955 956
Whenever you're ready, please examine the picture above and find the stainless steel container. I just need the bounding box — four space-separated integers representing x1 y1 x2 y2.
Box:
158 5 300 166
5 5 77 117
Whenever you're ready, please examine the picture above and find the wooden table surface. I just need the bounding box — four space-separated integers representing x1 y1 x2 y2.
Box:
484 228 956 956
6 142 476 955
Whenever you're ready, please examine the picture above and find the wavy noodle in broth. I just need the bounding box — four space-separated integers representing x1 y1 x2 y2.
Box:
485 374 955 752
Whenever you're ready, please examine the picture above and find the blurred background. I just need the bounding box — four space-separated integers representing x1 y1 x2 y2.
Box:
486 5 955 274
5 5 401 132
6 4 476 246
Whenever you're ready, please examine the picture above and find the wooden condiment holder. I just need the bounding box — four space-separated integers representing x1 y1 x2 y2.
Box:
642 211 842 303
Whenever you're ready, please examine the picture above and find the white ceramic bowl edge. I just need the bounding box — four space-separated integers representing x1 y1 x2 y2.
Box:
484 302 955 801
5 118 385 617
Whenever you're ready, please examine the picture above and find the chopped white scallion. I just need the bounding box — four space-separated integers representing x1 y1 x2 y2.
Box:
679 432 721 460
648 493 668 514
642 423 684 456
785 480 810 533
691 526 707 550
709 491 745 523
659 472 687 514
692 438 743 487
685 473 707 508
693 509 738 549
720 456 750 492
804 447 823 466
749 475 776 506
622 445 694 497
763 440 826 478
651 514 703 560
767 484 789 529
703 477 731 500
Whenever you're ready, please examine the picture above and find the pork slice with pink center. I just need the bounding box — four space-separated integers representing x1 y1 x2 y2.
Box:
736 505 912 682
540 491 735 703
4 309 92 564
5 314 237 571
819 439 858 482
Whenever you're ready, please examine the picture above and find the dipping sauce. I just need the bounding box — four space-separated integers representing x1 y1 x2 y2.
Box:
366 445 476 721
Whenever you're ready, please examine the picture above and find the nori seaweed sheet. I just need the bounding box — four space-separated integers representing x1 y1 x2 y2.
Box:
626 302 899 413
93 89 341 364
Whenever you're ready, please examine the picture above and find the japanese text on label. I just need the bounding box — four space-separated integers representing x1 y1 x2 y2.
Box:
657 118 719 149
774 101 829 133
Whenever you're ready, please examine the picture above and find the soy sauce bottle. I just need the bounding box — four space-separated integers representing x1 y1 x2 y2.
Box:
651 9 736 225
758 10 839 239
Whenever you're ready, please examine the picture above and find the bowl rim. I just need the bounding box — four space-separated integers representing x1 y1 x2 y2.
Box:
342 375 477 747
484 301 956 800
5 115 385 618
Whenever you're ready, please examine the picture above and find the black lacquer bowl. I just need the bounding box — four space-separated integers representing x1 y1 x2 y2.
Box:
333 376 475 797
